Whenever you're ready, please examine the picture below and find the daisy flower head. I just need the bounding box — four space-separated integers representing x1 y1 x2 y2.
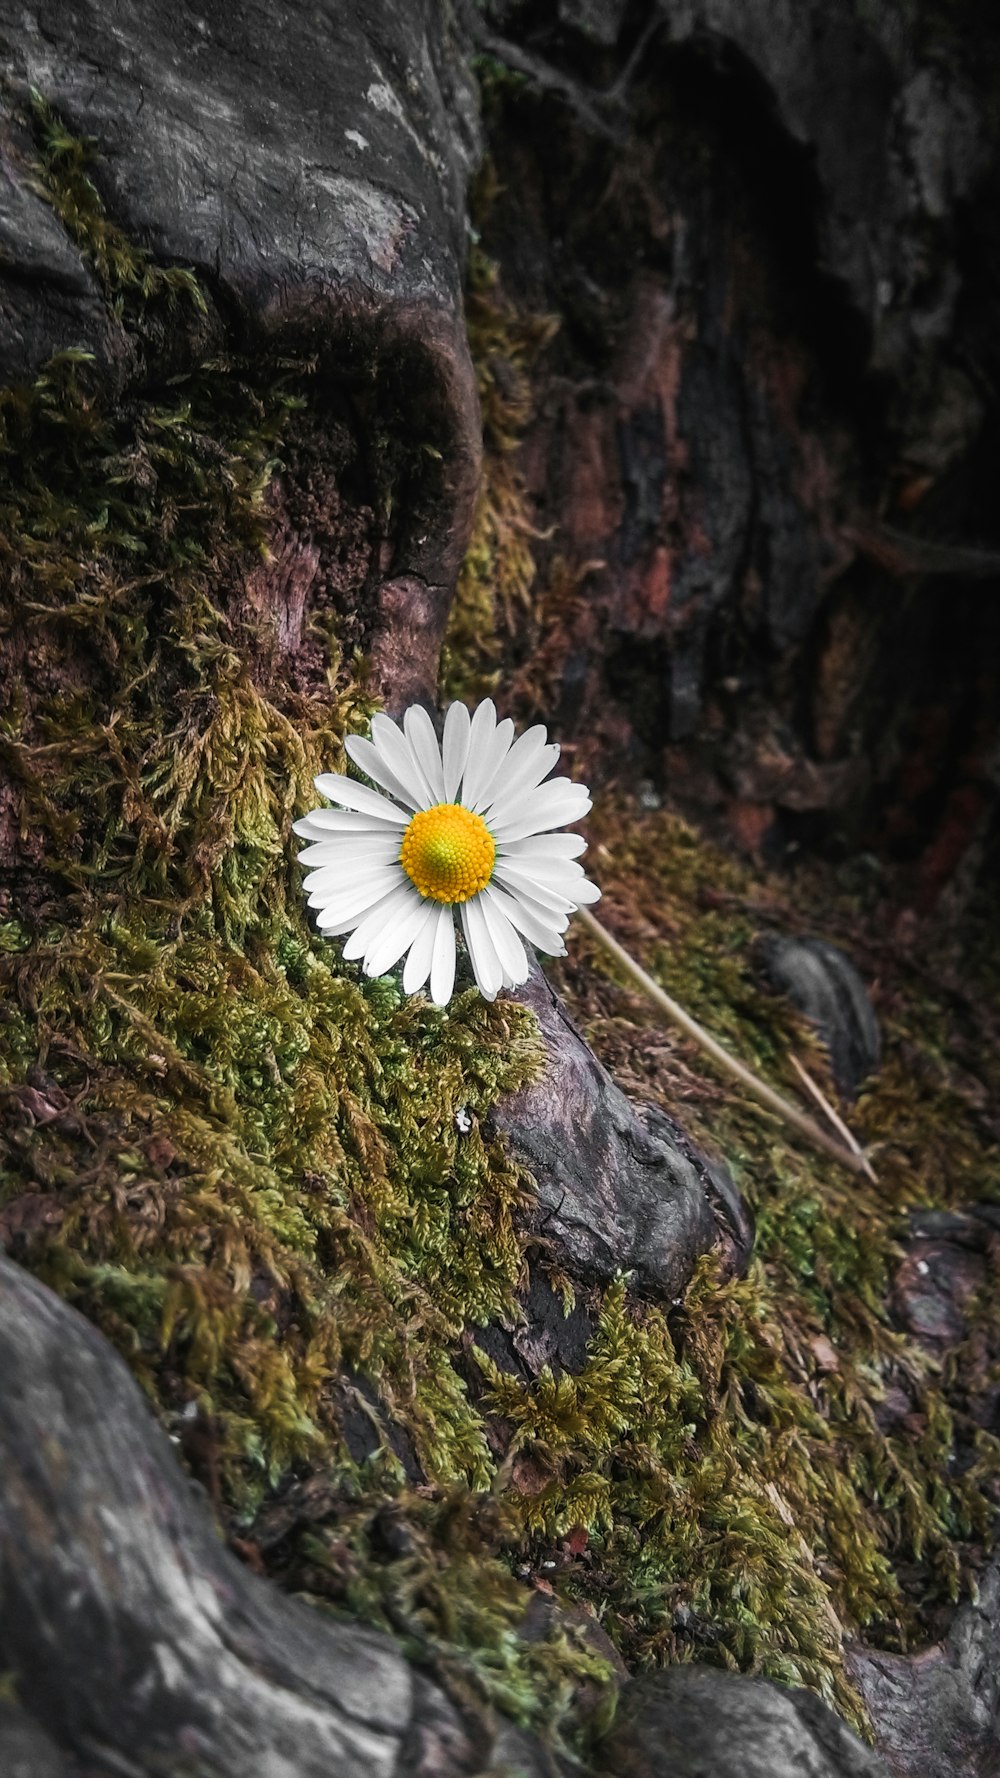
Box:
293 700 601 1007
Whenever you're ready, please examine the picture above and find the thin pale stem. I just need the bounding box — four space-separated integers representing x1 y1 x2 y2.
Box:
788 1053 879 1184
575 905 870 1178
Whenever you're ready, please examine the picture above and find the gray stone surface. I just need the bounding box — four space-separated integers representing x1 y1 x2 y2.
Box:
0 0 480 354
597 1666 889 1778
493 967 751 1300
847 1562 1000 1778
758 934 881 1098
0 0 484 697
0 112 114 384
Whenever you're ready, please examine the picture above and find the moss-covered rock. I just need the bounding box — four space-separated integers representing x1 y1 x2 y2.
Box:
3 97 1000 1773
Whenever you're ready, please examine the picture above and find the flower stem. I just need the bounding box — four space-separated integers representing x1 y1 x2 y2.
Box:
575 905 871 1178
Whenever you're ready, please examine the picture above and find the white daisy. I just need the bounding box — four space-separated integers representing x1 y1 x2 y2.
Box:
293 699 601 1006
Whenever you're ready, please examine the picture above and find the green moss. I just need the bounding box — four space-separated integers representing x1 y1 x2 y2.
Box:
2 100 616 1767
28 91 206 317
7 98 1000 1768
268 1486 617 1746
530 805 1000 1727
0 277 544 1486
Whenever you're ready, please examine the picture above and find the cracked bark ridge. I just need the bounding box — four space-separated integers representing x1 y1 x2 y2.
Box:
493 966 753 1298
483 0 1000 901
595 1666 889 1778
535 0 992 441
0 1254 556 1778
1 0 484 706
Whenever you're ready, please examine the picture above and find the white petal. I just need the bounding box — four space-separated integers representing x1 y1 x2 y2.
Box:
295 835 402 866
344 734 422 810
442 701 472 801
460 896 502 1001
457 699 498 810
493 862 577 914
494 857 600 905
504 855 586 885
369 712 437 809
307 878 396 917
480 739 560 824
503 857 601 905
466 718 515 813
402 904 440 994
313 868 401 926
364 898 435 978
303 857 404 897
478 722 547 807
482 883 567 956
313 774 408 826
498 832 587 861
478 892 529 987
311 911 365 937
429 905 457 1006
342 883 424 970
293 808 403 839
403 705 446 805
489 781 591 842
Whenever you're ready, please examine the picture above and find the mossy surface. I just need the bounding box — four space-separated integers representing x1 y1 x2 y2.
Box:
3 98 1000 1771
508 805 1000 1728
438 154 1000 1738
0 105 590 1756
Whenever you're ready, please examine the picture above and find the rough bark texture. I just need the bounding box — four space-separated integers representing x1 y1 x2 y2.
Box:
478 0 1000 905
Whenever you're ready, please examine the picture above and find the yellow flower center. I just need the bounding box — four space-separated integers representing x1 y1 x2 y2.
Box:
400 803 496 904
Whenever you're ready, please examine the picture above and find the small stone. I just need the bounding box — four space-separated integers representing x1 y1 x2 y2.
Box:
596 1666 888 1777
757 934 881 1098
